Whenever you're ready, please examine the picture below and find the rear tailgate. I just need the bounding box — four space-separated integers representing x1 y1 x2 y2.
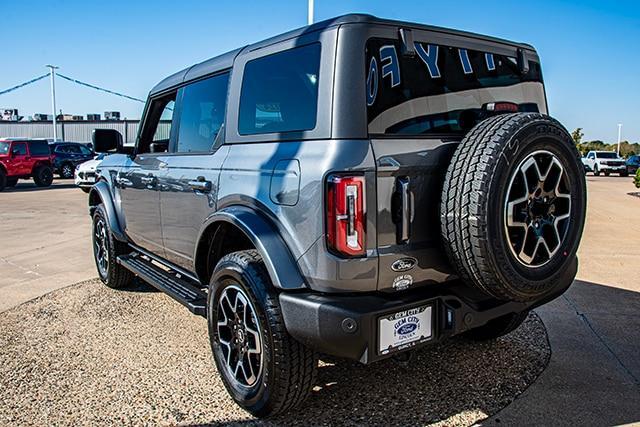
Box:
365 32 547 291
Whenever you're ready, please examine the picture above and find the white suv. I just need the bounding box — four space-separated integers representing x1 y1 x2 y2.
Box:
582 151 628 176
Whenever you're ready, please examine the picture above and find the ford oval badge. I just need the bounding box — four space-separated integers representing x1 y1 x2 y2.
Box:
391 257 417 272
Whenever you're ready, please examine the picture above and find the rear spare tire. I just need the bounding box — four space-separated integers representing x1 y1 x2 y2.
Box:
441 113 586 302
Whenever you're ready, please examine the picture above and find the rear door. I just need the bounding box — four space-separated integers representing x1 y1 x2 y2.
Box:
157 72 230 270
364 32 547 291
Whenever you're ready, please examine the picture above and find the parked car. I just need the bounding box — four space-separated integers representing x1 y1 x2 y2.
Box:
582 151 628 176
74 153 105 193
49 142 95 179
87 14 587 417
0 138 54 191
626 154 640 175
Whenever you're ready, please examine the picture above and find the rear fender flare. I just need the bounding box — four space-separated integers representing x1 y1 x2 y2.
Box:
89 180 127 242
198 206 306 290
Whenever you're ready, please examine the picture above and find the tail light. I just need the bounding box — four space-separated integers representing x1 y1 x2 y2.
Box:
326 174 366 257
484 102 519 112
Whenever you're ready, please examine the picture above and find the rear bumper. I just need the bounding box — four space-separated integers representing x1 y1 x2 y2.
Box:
279 281 568 364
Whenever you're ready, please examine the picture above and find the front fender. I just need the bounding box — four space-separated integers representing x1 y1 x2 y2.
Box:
200 206 306 290
89 180 127 242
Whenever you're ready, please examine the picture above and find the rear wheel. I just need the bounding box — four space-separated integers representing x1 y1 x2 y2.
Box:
620 170 629 177
441 113 586 302
60 162 74 179
33 165 54 187
92 204 134 289
6 178 18 187
208 250 317 417
465 311 529 341
593 165 600 176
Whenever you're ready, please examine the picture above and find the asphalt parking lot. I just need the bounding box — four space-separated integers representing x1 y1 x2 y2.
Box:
1 175 639 425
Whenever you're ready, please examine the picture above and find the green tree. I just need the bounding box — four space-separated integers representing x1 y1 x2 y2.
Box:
571 128 584 144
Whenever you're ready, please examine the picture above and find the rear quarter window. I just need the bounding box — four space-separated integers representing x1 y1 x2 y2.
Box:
28 141 50 156
365 38 545 136
238 43 321 135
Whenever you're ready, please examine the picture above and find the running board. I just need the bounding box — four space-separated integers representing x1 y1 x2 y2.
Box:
117 253 207 317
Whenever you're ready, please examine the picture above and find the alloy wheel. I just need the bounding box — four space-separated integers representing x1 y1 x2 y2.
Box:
93 218 109 277
504 150 572 267
216 284 263 388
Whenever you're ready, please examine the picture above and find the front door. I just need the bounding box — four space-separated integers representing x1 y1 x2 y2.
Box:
158 72 230 270
10 142 29 175
118 93 177 256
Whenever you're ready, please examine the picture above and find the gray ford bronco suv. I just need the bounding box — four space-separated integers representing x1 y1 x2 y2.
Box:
89 14 586 417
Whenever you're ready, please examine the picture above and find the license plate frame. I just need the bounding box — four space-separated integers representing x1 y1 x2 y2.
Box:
378 304 433 356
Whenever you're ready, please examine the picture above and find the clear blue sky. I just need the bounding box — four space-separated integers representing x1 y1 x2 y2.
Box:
2 0 639 142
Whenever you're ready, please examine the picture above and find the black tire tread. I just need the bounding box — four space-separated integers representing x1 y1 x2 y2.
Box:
440 113 583 301
33 165 53 187
212 250 317 417
93 204 134 289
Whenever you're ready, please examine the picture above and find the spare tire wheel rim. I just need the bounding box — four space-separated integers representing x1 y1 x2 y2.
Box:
216 284 263 388
504 150 571 268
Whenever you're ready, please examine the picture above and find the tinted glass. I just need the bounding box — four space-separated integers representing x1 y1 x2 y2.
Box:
176 73 229 153
28 141 50 156
596 152 618 159
79 145 92 155
12 143 27 156
0 141 9 155
54 145 66 153
66 145 81 154
239 44 320 135
365 39 545 135
153 100 175 142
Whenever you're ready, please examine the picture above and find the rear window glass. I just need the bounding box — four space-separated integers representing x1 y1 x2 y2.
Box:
239 43 321 135
365 38 545 136
28 141 50 156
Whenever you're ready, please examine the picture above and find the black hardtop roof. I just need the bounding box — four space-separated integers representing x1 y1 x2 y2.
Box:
149 13 534 96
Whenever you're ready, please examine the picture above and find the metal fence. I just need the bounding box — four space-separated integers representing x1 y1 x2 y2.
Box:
0 120 171 144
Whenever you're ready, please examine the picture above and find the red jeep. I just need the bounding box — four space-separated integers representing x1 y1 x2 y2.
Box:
0 139 54 191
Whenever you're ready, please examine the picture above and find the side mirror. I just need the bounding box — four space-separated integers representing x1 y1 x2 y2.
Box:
92 129 123 153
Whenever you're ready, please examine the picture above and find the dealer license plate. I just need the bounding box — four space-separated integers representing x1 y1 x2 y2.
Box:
378 305 432 355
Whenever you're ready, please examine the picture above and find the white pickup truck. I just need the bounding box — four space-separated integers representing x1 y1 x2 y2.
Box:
582 151 628 176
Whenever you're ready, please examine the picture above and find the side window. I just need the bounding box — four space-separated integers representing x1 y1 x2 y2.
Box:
28 141 50 156
54 145 67 154
79 145 92 155
12 143 27 156
138 92 177 154
153 101 175 142
176 72 229 153
239 43 321 135
66 145 81 154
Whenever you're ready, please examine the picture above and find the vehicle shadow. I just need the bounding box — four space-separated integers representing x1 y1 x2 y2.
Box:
188 314 550 426
3 182 78 192
185 280 640 426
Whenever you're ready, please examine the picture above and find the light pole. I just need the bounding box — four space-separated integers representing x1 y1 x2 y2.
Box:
46 65 59 142
308 0 314 25
617 123 622 156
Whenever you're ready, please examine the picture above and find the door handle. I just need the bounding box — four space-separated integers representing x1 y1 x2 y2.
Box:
393 176 411 244
115 176 133 187
189 176 212 193
141 175 156 186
